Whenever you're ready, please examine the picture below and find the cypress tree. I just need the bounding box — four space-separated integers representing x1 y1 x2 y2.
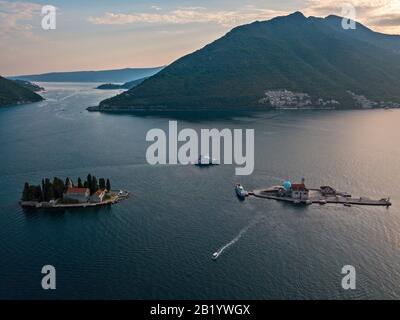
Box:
87 174 92 192
91 176 98 195
34 185 42 201
28 186 36 201
41 179 46 201
22 182 30 201
106 179 111 192
59 178 65 196
44 178 54 201
78 177 83 188
53 177 65 199
99 178 105 190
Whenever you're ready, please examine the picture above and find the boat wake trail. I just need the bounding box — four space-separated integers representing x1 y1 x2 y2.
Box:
212 216 261 260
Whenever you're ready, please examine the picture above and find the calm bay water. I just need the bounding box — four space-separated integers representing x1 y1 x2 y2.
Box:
0 83 399 299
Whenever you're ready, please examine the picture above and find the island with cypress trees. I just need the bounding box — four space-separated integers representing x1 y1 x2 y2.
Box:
20 174 129 208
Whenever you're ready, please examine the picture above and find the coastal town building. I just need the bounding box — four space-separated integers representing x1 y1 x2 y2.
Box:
258 89 340 109
348 91 377 109
63 187 90 203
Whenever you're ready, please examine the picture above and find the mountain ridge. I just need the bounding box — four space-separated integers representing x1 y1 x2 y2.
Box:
10 67 164 83
96 12 400 111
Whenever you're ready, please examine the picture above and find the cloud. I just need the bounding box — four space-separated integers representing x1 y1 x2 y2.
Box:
88 2 399 33
369 13 400 26
305 0 392 14
88 7 288 28
0 0 42 38
303 0 400 33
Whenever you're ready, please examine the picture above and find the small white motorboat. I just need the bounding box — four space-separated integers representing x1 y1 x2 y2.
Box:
212 252 219 260
235 184 247 200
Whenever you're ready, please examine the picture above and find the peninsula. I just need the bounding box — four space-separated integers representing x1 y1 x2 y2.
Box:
95 76 150 90
12 79 44 92
0 75 43 107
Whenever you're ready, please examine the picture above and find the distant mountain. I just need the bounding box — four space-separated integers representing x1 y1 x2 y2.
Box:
12 79 44 92
97 12 400 111
0 76 43 107
96 83 124 90
96 76 150 90
11 67 163 83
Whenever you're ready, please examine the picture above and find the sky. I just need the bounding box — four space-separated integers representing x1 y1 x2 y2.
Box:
1 0 400 76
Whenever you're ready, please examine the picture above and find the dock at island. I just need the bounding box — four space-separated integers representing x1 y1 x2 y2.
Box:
249 189 391 207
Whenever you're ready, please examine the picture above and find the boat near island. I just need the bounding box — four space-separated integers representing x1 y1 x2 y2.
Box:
195 155 220 166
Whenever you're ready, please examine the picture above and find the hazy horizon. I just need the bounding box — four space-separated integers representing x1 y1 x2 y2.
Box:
1 0 400 76
8 65 166 77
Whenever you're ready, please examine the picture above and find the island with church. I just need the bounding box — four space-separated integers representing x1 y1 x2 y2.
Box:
239 177 392 208
19 174 129 209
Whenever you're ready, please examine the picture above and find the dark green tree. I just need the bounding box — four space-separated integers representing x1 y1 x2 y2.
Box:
41 179 46 201
34 185 42 201
106 179 111 192
28 185 42 201
22 182 30 201
52 177 65 199
86 174 92 192
77 177 83 188
27 186 36 201
44 178 54 201
99 178 105 190
91 176 98 195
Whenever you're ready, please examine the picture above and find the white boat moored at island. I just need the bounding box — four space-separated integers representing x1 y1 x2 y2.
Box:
196 155 220 166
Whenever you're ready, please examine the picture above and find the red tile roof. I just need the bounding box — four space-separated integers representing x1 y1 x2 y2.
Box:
291 183 307 191
95 189 105 196
66 187 89 194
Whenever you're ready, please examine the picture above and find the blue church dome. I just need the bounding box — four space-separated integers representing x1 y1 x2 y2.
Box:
283 181 292 190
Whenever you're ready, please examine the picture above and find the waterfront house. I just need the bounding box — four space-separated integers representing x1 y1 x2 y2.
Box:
63 187 90 203
90 189 106 203
291 183 309 200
